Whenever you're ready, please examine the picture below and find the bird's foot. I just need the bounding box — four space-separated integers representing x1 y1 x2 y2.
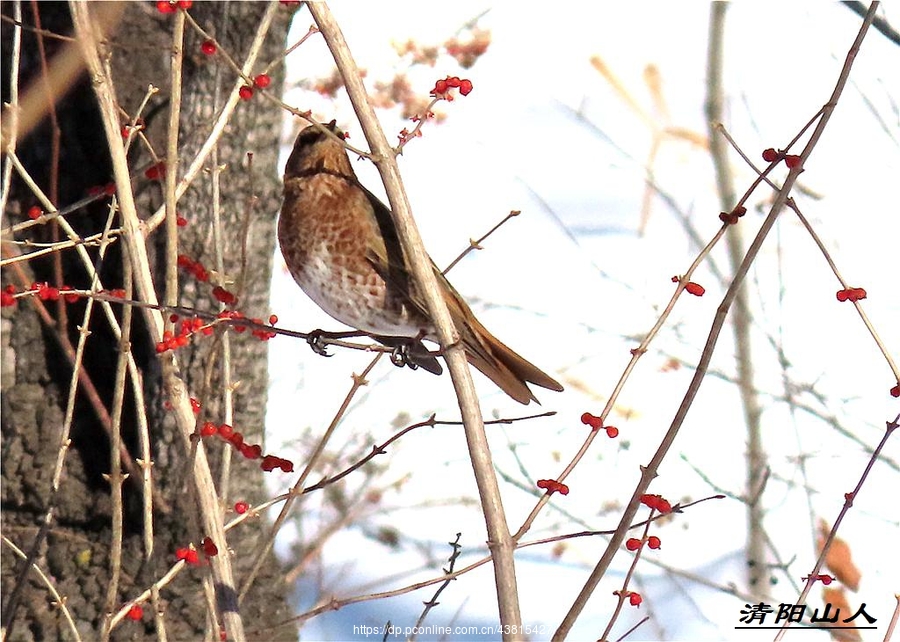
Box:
389 343 417 370
306 329 334 357
375 335 443 375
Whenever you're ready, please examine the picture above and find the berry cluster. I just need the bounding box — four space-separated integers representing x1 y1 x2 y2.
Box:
156 315 213 353
430 76 474 98
836 287 867 302
762 148 801 168
719 205 747 225
580 412 619 438
217 310 279 341
1 284 130 308
199 421 294 473
640 493 672 514
176 254 209 282
625 535 661 551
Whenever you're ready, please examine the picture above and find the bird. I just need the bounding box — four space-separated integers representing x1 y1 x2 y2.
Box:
277 121 563 405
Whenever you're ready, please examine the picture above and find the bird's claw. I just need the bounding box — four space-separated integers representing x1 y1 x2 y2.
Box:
390 343 418 370
307 330 333 357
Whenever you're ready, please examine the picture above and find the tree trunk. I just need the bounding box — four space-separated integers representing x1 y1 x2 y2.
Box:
2 3 295 639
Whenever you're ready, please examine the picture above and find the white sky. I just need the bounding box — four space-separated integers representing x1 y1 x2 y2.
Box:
266 3 899 640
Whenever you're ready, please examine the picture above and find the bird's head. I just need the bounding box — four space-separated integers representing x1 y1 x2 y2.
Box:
283 120 354 179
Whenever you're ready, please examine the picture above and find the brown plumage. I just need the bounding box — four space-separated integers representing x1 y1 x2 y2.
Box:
278 122 563 404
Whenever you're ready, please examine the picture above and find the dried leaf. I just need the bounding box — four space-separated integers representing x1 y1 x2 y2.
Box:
822 587 861 642
818 519 862 591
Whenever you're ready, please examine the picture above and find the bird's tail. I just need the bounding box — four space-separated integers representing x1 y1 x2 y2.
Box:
442 285 563 405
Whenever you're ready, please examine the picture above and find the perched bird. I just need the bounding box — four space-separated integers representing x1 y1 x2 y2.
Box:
278 122 563 404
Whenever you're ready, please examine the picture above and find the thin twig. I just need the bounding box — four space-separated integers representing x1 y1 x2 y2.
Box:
100 246 133 642
441 210 520 275
409 534 463 641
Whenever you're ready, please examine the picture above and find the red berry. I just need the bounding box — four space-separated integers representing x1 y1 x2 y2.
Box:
156 1 176 14
200 422 217 437
580 412 602 429
60 286 79 303
890 384 900 398
238 86 254 101
1 290 16 307
176 215 188 227
784 154 801 168
268 314 278 325
218 423 233 439
605 426 619 438
212 286 237 305
190 397 201 414
629 592 642 606
201 40 217 55
201 537 218 557
126 604 144 621
27 205 41 220
625 538 642 551
685 282 705 297
177 0 192 9
144 161 166 180
458 79 473 96
234 501 249 514
647 535 661 549
241 443 262 460
253 74 271 89
762 148 778 162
